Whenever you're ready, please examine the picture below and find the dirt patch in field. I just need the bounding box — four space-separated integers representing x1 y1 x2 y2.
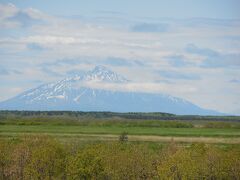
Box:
128 135 240 144
1 132 240 144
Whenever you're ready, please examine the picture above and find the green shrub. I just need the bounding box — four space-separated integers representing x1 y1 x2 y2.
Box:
119 132 128 142
157 143 240 179
66 145 107 179
0 139 12 179
24 137 66 180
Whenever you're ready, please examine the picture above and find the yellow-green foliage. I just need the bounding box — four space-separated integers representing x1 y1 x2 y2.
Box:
66 145 106 179
24 137 66 180
0 136 239 180
0 139 12 179
157 143 240 179
102 143 158 179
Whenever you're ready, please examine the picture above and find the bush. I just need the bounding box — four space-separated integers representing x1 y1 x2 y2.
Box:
0 139 12 179
24 137 66 179
66 145 107 179
102 143 158 179
157 143 240 179
119 132 128 142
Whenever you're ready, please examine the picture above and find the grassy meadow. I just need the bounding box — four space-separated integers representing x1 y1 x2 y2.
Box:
1 111 240 141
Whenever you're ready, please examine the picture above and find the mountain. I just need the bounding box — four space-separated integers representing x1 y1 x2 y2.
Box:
0 66 221 115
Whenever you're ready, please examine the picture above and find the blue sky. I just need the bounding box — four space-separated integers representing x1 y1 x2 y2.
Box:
0 1 240 114
2 0 240 19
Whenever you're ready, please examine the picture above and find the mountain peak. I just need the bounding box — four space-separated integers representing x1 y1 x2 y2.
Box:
82 65 128 83
91 65 111 73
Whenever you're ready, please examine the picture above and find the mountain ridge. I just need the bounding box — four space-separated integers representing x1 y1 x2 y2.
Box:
0 66 222 115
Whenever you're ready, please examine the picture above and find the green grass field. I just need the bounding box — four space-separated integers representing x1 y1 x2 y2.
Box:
1 111 240 144
1 124 240 137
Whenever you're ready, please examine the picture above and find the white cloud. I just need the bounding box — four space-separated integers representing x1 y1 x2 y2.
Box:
74 81 197 94
0 3 20 28
0 3 52 29
0 3 18 20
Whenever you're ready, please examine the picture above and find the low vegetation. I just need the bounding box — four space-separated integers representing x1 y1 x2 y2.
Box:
0 136 239 179
0 111 240 179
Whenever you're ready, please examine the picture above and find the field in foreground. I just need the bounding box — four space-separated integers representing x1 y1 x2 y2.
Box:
1 135 240 179
0 111 240 179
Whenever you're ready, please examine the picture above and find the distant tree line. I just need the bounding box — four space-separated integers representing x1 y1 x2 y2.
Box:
0 110 240 122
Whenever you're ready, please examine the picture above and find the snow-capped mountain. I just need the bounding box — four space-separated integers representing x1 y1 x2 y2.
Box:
0 66 220 115
81 65 128 82
66 65 128 83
